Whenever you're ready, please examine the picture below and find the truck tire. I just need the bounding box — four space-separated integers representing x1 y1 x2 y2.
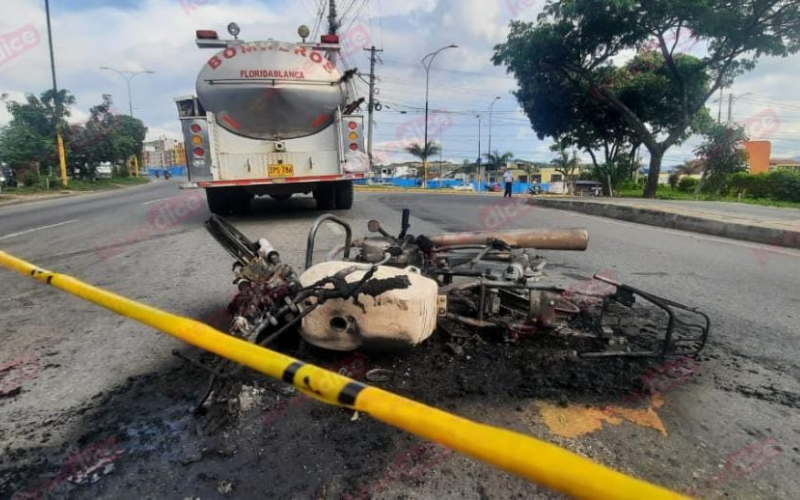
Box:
334 180 354 210
270 193 292 201
314 184 336 210
206 188 231 215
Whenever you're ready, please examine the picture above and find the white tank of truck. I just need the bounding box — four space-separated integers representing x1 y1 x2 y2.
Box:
175 23 368 214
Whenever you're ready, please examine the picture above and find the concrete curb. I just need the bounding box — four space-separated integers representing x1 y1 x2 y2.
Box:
528 198 800 250
0 180 153 209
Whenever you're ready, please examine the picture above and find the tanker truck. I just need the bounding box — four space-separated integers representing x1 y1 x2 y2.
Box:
175 23 368 214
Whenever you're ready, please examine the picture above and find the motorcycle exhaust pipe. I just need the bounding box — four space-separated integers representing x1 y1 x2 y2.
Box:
428 228 589 251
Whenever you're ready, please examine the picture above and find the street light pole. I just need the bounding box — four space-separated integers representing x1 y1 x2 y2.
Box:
100 67 154 177
476 114 482 192
99 67 155 118
44 0 68 187
487 96 500 183
421 44 457 189
727 92 753 123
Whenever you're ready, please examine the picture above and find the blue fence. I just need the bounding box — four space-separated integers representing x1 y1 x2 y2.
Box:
359 178 550 194
147 166 187 177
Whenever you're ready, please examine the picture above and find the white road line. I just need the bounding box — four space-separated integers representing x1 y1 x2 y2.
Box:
141 197 174 206
0 219 79 241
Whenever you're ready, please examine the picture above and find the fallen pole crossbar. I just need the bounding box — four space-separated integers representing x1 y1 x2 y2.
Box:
0 250 690 500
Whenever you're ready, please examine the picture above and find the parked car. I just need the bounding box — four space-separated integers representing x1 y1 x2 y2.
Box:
0 165 17 188
574 180 604 197
96 163 113 179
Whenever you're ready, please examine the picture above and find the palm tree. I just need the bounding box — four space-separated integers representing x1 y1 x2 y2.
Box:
484 150 514 172
551 147 580 195
405 140 441 163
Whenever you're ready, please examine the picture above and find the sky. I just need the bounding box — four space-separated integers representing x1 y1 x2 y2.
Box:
1 0 799 168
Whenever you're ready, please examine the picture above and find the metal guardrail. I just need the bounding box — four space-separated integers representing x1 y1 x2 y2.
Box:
0 250 690 500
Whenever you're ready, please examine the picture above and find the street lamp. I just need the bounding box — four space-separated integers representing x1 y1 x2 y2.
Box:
476 114 482 191
421 44 458 189
99 66 155 117
487 96 501 184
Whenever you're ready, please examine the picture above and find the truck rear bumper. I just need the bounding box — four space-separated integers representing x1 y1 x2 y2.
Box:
183 173 364 189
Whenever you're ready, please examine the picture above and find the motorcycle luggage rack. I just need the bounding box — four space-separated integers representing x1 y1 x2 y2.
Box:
583 275 711 358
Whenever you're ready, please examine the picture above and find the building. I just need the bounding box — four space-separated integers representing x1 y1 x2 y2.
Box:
769 158 800 173
143 138 181 169
744 141 771 174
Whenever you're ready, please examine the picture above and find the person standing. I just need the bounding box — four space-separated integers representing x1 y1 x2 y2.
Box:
503 168 513 198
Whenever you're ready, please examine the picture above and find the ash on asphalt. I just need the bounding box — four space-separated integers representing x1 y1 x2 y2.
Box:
1 315 667 499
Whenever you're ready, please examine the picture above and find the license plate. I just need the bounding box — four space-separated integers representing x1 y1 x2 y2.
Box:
268 164 293 177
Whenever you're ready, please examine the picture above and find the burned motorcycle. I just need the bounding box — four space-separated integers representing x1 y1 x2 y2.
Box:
201 211 709 360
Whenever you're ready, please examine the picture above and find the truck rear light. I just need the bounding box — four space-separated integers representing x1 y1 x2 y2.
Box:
190 124 202 133
348 132 358 140
348 122 357 130
349 143 358 151
191 136 203 145
193 147 205 156
321 34 339 44
196 30 219 40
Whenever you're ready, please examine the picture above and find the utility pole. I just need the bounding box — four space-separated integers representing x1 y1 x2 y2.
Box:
45 0 67 187
328 0 338 34
717 88 723 123
727 93 733 124
364 46 382 166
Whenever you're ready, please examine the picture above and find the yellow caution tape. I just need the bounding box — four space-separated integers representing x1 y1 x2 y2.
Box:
0 250 690 500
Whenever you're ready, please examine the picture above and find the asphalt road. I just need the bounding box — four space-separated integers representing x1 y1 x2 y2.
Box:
1 183 798 499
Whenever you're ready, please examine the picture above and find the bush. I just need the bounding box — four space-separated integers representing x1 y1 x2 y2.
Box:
769 169 800 202
726 170 800 202
668 173 679 189
677 177 698 192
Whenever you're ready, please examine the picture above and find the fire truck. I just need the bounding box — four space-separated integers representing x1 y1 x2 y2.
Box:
175 23 368 214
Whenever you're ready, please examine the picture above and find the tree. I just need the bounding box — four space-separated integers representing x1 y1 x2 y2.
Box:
693 123 749 195
68 95 146 178
0 90 75 181
405 140 441 163
485 150 514 171
550 146 580 194
493 0 800 198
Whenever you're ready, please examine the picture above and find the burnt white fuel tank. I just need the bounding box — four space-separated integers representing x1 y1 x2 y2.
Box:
298 262 439 351
196 41 346 140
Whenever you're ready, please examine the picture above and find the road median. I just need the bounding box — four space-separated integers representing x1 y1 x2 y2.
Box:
528 197 800 250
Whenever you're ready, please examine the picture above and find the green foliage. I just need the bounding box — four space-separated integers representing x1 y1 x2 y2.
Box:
405 140 441 163
729 170 800 202
678 177 699 192
0 92 146 181
694 123 749 195
668 173 680 188
485 150 515 171
595 154 639 195
493 1 800 197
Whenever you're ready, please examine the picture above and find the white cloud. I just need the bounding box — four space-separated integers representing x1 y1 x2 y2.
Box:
1 0 797 165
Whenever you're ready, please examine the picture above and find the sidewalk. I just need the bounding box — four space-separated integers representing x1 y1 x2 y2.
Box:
528 197 800 249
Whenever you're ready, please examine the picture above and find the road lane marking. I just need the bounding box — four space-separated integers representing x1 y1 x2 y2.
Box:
141 197 174 206
0 219 79 241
